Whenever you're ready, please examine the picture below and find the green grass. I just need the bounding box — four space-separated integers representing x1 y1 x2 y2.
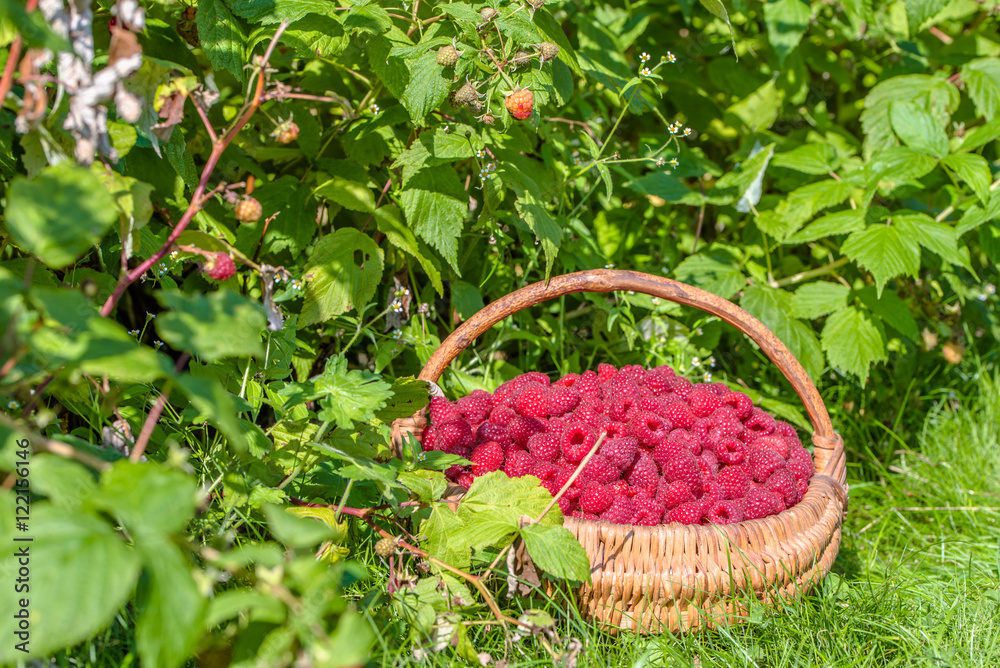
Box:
367 367 1000 667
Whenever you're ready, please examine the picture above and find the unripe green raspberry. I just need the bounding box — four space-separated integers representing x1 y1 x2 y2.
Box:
374 536 396 559
538 41 559 63
437 44 459 67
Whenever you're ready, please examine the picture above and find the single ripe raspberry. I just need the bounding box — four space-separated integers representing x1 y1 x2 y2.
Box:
644 371 672 395
668 376 693 399
720 391 754 420
765 468 800 506
512 371 551 388
276 122 299 145
774 421 798 439
488 405 517 424
557 496 576 515
579 454 618 484
576 370 601 397
667 501 704 525
625 453 658 491
692 416 742 448
513 383 548 417
569 510 600 521
741 487 782 520
599 495 635 524
597 363 618 383
753 434 789 459
458 390 493 423
696 480 722 506
421 425 440 451
571 402 607 429
436 44 459 67
507 416 545 447
475 422 507 449
667 428 701 456
630 496 665 525
527 432 561 462
428 396 461 425
545 386 580 416
706 500 743 525
744 407 776 437
374 536 396 558
471 442 504 475
204 252 236 281
688 387 723 417
717 465 751 499
561 423 596 462
651 438 686 468
662 401 696 430
607 479 630 496
457 471 475 488
657 479 694 509
603 421 627 439
625 411 670 447
554 373 579 388
504 449 535 478
786 447 814 481
579 483 614 513
607 374 641 398
660 451 703 492
748 448 786 483
438 420 474 451
699 449 720 478
546 417 568 434
505 88 534 120
600 436 638 471
606 395 640 422
714 438 746 465
234 196 263 223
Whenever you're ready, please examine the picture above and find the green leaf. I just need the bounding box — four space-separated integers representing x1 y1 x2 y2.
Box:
757 180 855 240
904 0 949 34
673 245 747 299
30 455 98 509
842 222 921 296
314 174 376 212
391 125 480 184
458 472 560 532
90 461 199 536
784 209 866 244
888 100 949 159
698 0 736 48
264 504 338 547
374 206 444 295
962 58 1000 121
400 50 452 125
820 306 887 383
960 118 1000 151
400 168 467 272
344 2 392 33
771 143 840 175
301 228 385 325
156 290 266 361
854 286 919 342
313 356 392 429
421 504 468 568
0 503 141 664
398 470 448 503
727 80 781 133
283 15 348 58
506 175 562 278
197 0 246 80
894 212 970 269
790 282 850 319
375 376 430 422
226 0 331 23
942 153 991 203
740 285 824 381
134 536 206 668
4 162 118 269
710 143 775 206
520 523 591 582
860 74 958 159
763 0 810 66
451 280 485 320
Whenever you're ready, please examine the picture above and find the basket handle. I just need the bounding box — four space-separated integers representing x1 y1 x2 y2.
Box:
418 269 845 482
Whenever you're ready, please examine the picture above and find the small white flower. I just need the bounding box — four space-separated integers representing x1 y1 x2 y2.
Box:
640 67 651 77
640 52 650 63
154 340 164 348
146 311 155 319
987 284 996 295
417 451 426 460
489 234 497 244
683 127 692 137
371 103 380 114
651 297 660 304
707 356 716 368
392 330 403 340
476 149 485 158
627 290 635 295
130 329 139 336
668 158 679 168
512 323 519 331
695 328 703 335
703 372 712 382
7 400 19 410
170 251 178 259
664 52 676 63
605 263 615 269
691 357 701 367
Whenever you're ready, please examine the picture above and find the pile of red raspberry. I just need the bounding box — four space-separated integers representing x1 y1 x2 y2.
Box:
421 364 813 526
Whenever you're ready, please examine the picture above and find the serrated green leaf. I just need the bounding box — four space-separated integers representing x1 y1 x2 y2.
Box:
698 0 735 47
740 285 824 381
313 356 392 429
374 206 443 295
962 58 1000 121
398 470 448 503
821 306 886 382
763 0 810 66
134 536 205 668
960 118 1000 151
345 3 392 33
314 174 376 212
5 163 118 269
757 179 855 240
375 376 430 422
301 228 385 325
860 74 958 159
771 143 840 175
790 282 850 319
155 290 266 361
904 0 949 34
894 212 970 270
520 523 591 582
175 373 247 453
282 15 348 58
842 222 921 296
503 169 562 278
889 100 949 159
854 286 919 342
197 0 245 80
30 455 98 509
263 504 336 548
673 245 747 299
784 208 866 244
727 79 781 133
942 153 991 203
226 0 330 23
421 504 468 568
401 50 451 124
0 502 141 664
400 168 467 272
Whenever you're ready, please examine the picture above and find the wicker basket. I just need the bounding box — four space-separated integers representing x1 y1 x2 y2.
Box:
393 269 848 633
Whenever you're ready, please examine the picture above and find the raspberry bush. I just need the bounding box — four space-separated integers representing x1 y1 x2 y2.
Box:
0 0 998 664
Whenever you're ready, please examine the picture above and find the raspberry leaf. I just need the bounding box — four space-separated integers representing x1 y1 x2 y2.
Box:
520 523 591 582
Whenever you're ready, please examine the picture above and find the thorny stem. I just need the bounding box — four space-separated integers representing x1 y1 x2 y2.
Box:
130 352 191 462
99 22 291 318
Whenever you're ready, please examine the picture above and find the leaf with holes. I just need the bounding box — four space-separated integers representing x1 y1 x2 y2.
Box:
301 228 385 325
